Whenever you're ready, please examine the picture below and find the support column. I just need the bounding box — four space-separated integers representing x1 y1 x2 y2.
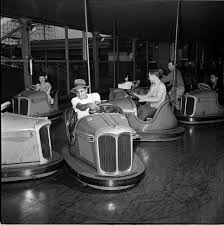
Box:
132 39 136 80
65 26 70 94
21 18 31 87
145 41 149 81
92 32 99 91
113 21 116 87
82 31 87 61
116 34 119 84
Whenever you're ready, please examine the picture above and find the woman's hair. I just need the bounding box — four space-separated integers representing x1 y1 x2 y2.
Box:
210 73 218 78
39 75 48 80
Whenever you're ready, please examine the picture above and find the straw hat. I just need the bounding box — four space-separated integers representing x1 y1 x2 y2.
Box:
70 79 89 93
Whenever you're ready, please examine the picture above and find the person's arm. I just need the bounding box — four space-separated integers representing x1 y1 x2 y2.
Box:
71 97 91 111
137 90 152 102
35 84 40 91
148 85 166 102
141 84 166 103
46 83 52 95
76 103 93 111
92 93 101 105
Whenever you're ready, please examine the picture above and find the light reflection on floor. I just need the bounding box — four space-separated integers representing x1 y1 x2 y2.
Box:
1 121 224 223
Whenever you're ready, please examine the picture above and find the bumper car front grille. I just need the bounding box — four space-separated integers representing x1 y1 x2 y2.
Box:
39 126 51 159
98 133 132 174
180 96 195 116
186 97 195 115
13 98 18 114
20 99 28 115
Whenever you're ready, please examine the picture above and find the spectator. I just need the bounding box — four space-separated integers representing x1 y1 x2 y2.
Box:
161 61 185 109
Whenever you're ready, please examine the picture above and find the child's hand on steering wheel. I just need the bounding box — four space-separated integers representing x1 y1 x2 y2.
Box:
88 103 100 111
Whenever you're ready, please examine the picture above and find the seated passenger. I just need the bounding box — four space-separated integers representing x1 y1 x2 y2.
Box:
118 75 140 90
71 79 101 120
208 73 224 105
133 72 166 121
35 75 54 104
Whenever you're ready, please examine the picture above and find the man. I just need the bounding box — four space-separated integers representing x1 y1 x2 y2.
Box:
71 79 101 119
208 73 224 105
134 72 166 121
161 61 185 109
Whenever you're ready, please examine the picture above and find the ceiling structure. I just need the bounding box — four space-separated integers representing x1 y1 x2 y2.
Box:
1 0 224 42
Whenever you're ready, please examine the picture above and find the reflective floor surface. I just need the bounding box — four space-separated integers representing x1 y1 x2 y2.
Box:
1 119 224 224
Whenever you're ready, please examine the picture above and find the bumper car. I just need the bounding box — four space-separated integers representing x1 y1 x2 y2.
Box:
109 86 149 101
107 90 185 142
176 83 224 124
63 103 145 190
1 102 63 182
11 87 62 121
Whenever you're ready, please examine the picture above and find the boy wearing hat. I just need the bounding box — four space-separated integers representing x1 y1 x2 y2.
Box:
71 79 101 119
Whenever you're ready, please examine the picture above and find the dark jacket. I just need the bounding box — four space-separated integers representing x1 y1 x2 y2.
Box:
208 81 224 105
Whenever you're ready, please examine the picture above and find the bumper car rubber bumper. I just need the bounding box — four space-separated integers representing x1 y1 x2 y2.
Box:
62 146 145 190
135 126 185 142
1 151 63 182
39 109 63 121
176 114 224 124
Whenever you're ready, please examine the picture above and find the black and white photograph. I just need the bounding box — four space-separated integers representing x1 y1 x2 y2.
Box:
1 0 224 224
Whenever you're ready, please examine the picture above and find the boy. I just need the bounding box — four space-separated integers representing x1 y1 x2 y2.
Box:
71 79 101 119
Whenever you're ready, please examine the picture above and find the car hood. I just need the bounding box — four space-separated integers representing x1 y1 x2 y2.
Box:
186 89 217 99
16 90 46 100
1 112 51 132
76 113 132 136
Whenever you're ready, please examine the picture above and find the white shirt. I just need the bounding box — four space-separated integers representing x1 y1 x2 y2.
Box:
36 82 51 94
118 81 133 90
71 93 101 119
145 82 166 108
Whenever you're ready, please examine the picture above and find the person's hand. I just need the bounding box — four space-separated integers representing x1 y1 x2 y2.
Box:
26 85 36 90
88 103 100 111
138 96 147 102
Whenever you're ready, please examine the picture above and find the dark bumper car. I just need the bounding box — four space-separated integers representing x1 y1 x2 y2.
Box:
63 104 145 190
1 102 63 182
176 87 224 124
12 88 62 121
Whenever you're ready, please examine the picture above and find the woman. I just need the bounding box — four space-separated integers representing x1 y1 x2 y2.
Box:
35 75 54 104
118 75 140 90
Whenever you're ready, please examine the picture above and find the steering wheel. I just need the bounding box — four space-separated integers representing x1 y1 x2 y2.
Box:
197 83 211 90
1 101 11 112
89 103 122 114
26 85 36 90
64 108 77 145
126 89 140 100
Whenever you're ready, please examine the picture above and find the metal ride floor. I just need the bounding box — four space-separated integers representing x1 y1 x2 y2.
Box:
1 119 224 224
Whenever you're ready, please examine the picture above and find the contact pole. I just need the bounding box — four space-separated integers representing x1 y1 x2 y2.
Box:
172 0 180 111
84 0 91 93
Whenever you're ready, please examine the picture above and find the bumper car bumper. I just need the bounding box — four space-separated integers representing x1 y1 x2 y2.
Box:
177 114 224 124
135 126 185 142
40 109 63 121
1 151 63 182
62 146 145 190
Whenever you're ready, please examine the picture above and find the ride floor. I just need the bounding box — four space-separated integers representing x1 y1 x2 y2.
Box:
2 118 224 224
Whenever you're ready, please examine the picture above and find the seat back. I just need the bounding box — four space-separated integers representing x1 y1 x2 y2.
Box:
126 98 178 131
